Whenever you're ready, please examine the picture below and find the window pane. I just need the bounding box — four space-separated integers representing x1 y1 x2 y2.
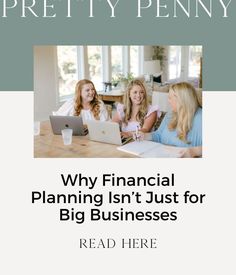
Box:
169 46 181 80
130 46 139 77
87 46 102 91
111 46 122 79
188 46 202 78
57 46 78 101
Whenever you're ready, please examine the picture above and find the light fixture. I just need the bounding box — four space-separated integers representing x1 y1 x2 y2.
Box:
143 60 162 90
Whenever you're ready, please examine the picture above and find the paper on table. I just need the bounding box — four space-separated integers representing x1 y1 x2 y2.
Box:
140 143 182 158
117 140 182 158
117 140 157 156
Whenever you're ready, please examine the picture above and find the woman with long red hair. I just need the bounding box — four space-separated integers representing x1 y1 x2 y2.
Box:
54 79 109 123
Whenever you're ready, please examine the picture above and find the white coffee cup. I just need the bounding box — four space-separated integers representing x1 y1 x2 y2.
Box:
61 128 73 145
34 121 40 136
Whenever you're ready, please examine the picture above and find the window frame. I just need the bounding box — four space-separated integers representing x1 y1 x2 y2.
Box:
167 45 202 83
57 45 143 103
168 45 182 81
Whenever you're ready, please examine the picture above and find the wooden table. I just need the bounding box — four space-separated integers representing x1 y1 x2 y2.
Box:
98 90 124 104
34 121 135 158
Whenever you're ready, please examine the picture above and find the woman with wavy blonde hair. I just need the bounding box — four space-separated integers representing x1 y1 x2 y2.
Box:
112 79 160 138
150 82 202 157
168 82 200 142
53 79 109 123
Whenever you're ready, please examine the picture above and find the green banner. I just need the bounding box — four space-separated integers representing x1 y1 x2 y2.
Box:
0 0 235 90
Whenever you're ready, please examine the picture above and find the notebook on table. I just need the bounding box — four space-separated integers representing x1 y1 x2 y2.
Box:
86 120 132 145
49 115 86 136
117 140 182 158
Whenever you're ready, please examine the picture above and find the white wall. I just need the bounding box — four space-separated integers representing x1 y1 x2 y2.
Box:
143 46 153 60
34 46 58 121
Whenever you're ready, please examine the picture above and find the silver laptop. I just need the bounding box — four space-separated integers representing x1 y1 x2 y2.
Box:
49 115 86 136
87 120 131 145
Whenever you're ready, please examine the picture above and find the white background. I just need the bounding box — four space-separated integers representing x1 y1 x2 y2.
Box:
0 92 235 275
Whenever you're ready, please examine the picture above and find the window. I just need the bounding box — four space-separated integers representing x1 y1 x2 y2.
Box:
168 46 181 80
130 46 139 77
167 46 202 84
188 46 202 78
57 46 141 101
57 46 78 101
111 46 123 79
87 46 102 91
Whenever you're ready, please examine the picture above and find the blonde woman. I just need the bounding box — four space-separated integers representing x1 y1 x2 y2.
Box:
54 79 109 123
150 82 202 157
112 79 160 138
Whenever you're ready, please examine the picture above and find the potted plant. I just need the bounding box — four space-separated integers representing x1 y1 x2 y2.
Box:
113 73 134 90
152 46 165 68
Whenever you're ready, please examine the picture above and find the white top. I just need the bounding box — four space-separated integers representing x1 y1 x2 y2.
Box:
116 103 161 132
53 98 109 123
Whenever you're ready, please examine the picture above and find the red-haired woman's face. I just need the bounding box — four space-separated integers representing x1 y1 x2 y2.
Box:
81 83 95 103
129 85 145 106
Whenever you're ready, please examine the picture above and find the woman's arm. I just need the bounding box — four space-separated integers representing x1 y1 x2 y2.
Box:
121 112 157 139
180 146 202 158
99 101 110 121
112 112 121 123
112 103 123 124
140 111 157 133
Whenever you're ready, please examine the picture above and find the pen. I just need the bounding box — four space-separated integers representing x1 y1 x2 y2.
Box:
136 125 140 142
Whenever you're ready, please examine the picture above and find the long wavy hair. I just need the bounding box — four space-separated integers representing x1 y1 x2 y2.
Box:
168 82 201 143
123 79 149 127
73 79 100 120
